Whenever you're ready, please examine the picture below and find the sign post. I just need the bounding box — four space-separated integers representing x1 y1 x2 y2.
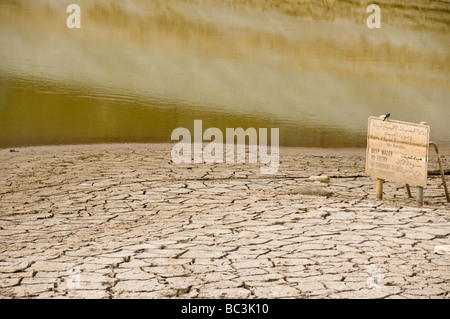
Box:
366 116 430 204
376 178 383 200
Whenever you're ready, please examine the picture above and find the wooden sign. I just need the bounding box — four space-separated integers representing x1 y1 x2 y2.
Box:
366 117 430 187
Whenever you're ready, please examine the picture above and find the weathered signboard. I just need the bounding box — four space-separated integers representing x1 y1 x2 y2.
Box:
366 117 430 187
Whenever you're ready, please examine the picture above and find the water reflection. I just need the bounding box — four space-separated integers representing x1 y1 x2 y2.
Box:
0 0 449 148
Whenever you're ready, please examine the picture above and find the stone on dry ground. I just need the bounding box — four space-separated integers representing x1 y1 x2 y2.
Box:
0 144 449 299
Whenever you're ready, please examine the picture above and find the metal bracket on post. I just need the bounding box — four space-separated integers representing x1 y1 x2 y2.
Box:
417 186 424 206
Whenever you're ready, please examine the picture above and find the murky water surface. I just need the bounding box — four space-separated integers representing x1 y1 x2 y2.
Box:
1 0 449 147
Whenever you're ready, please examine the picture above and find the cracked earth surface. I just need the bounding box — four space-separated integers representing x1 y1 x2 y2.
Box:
0 144 449 299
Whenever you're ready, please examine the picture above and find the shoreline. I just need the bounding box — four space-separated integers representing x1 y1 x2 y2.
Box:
1 142 368 154
2 141 449 157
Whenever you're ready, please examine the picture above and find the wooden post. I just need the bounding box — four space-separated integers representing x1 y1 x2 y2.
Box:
405 184 412 198
429 142 450 203
376 178 383 200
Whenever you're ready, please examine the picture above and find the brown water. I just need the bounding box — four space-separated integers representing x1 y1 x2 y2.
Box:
1 0 449 148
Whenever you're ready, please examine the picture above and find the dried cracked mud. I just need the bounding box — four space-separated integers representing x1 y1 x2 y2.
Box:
0 144 449 299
